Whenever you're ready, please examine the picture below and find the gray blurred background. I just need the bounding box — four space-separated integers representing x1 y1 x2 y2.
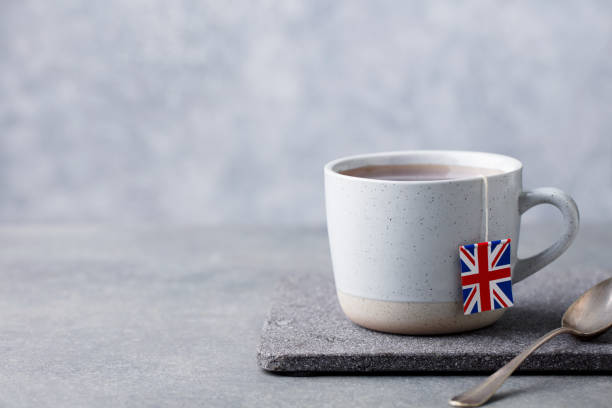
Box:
1 1 611 225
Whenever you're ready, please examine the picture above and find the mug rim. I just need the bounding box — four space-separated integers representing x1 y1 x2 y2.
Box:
324 150 523 185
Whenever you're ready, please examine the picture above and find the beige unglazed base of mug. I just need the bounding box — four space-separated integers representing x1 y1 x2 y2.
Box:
337 290 505 335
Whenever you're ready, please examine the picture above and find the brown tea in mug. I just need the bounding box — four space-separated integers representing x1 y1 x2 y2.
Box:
339 164 503 181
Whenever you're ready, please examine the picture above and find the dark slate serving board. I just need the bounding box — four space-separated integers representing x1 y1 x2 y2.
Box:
257 266 612 373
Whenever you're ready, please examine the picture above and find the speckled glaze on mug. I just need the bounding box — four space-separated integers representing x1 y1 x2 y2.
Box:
324 151 579 334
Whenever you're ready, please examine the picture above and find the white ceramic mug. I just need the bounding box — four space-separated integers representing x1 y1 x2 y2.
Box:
324 151 579 334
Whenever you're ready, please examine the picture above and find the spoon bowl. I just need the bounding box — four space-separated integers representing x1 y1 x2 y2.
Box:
562 277 612 336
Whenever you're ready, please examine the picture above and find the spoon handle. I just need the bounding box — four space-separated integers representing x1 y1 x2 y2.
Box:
449 326 572 407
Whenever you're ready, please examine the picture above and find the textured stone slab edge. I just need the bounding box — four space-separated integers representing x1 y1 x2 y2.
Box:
257 348 612 374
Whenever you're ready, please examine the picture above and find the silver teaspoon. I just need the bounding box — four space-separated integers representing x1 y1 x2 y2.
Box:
449 277 612 407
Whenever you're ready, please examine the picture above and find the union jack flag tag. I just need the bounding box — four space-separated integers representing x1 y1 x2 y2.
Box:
459 239 514 315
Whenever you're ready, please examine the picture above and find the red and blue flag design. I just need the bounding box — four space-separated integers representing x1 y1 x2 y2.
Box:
459 239 513 315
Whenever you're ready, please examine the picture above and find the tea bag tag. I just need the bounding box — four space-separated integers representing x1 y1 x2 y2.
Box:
458 175 513 315
459 239 514 315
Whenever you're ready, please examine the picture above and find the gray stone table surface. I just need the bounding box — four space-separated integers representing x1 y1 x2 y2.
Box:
0 224 610 407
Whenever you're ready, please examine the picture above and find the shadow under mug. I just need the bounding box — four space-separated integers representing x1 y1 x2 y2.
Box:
324 151 579 334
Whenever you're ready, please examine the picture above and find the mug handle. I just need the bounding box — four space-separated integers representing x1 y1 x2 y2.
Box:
513 187 580 283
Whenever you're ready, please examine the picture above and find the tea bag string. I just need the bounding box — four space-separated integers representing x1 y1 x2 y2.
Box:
481 174 488 242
